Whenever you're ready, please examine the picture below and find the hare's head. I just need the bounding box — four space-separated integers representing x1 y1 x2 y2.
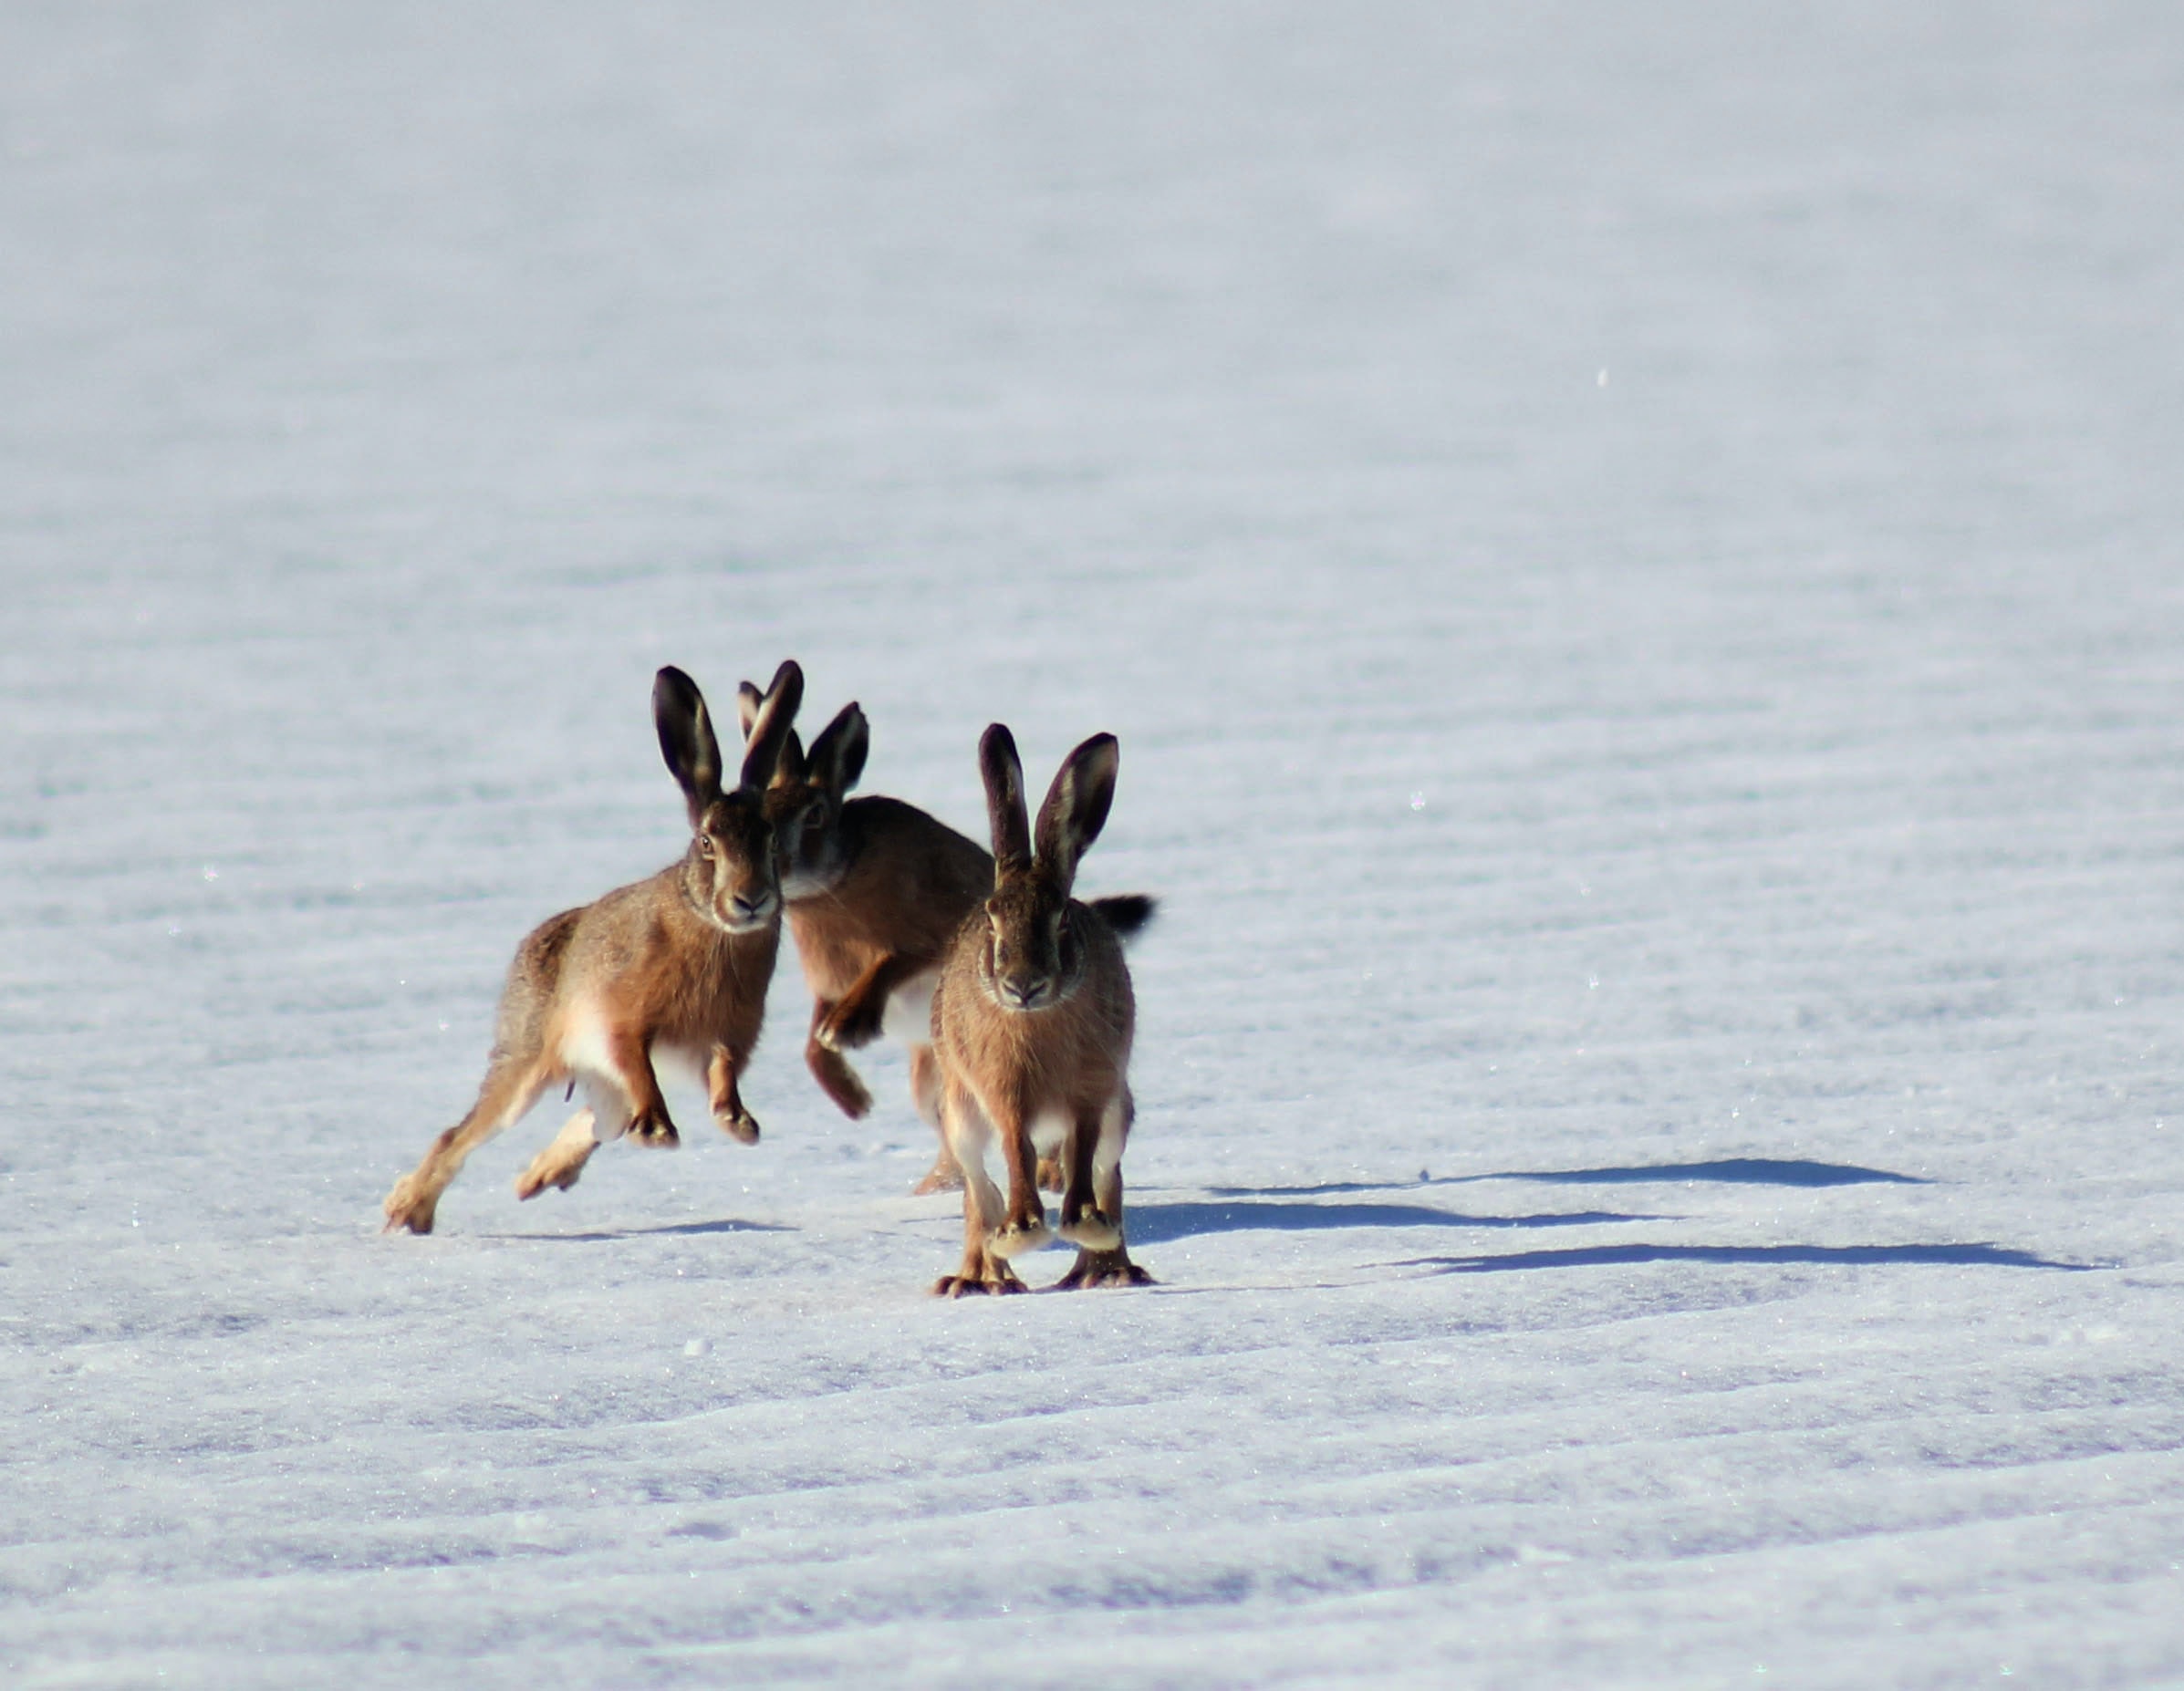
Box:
739 688 868 900
975 724 1118 1013
654 660 803 934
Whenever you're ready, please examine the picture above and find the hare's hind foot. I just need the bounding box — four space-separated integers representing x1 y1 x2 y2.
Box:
1057 1209 1121 1251
1056 1249 1153 1291
381 1174 439 1236
713 1106 761 1146
933 1255 1029 1298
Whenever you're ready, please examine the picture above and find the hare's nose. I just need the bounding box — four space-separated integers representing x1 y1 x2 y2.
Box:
731 890 777 923
1000 976 1042 1009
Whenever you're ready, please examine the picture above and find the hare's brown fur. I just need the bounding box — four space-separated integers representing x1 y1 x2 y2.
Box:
381 662 800 1234
744 689 1157 1198
927 725 1152 1294
785 797 990 1187
737 689 991 1192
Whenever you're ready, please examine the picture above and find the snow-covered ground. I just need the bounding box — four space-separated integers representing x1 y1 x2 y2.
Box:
6 3 2184 1685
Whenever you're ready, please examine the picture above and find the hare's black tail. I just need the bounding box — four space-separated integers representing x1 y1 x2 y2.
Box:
1089 894 1158 942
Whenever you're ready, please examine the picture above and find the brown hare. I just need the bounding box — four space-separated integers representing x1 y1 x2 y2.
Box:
738 685 1155 1197
381 661 803 1235
927 724 1152 1294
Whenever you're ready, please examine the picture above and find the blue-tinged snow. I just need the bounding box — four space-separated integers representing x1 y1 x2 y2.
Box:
5 3 2183 1686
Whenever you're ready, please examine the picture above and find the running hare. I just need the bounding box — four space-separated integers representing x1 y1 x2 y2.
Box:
927 724 1152 1294
381 661 802 1234
740 686 1155 1197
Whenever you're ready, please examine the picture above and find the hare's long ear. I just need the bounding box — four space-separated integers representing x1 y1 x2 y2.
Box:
1034 732 1118 891
805 702 869 797
655 666 724 825
739 681 805 786
979 723 1031 876
738 677 807 786
737 659 805 793
774 730 806 789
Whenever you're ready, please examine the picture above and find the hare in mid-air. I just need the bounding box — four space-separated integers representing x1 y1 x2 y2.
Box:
926 724 1153 1294
740 685 1154 1197
381 661 803 1235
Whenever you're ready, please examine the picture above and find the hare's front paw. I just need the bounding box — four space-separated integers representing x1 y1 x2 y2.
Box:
515 1148 588 1200
629 1113 681 1148
817 996 886 1053
987 1216 1052 1260
1057 1208 1121 1251
806 1044 872 1119
714 1107 761 1146
1035 1156 1066 1194
912 1154 965 1195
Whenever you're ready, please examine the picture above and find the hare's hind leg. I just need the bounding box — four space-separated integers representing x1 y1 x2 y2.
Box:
1056 1090 1152 1289
932 1078 1025 1296
908 1044 965 1194
385 1055 556 1234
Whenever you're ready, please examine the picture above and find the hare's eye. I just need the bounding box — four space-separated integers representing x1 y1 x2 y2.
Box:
696 835 715 857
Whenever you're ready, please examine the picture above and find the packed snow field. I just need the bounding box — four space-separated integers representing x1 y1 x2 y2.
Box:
6 3 2184 1686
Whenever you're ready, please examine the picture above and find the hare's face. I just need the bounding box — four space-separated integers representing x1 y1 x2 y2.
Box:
762 781 848 899
980 877 1079 1012
691 793 781 933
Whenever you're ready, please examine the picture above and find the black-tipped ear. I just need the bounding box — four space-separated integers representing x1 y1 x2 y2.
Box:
805 703 869 796
655 666 724 825
979 723 1031 875
737 659 805 792
740 680 803 787
1034 732 1118 889
772 729 806 789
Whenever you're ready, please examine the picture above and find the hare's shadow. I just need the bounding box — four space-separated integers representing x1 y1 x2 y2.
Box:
482 1218 794 1243
1210 1158 1928 1200
1125 1199 1658 1248
1402 1241 2093 1274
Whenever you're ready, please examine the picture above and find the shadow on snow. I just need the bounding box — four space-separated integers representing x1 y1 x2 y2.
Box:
479 1218 795 1243
1210 1158 1926 1199
1400 1241 2093 1274
1124 1199 1656 1248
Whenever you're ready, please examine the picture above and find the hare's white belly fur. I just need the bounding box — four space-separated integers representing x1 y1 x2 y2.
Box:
557 1000 707 1137
882 969 939 1046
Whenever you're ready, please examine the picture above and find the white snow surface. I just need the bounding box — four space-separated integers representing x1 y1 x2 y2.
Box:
6 3 2184 1686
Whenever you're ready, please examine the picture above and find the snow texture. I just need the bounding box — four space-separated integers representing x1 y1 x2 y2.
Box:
5 2 2184 1686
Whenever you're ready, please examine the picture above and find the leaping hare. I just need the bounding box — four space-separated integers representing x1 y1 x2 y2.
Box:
381 661 803 1235
927 724 1153 1294
739 685 1155 1197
